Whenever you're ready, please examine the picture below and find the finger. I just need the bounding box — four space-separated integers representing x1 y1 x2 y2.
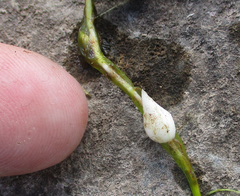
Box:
0 43 88 177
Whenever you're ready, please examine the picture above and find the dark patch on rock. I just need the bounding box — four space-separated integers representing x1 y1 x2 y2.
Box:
66 15 191 109
96 18 191 108
229 22 240 44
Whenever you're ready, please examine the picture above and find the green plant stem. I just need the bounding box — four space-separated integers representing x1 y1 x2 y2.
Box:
206 189 240 195
78 0 201 195
78 0 142 113
162 136 201 196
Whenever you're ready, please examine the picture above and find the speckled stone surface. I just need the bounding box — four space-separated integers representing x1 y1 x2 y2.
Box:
0 0 239 195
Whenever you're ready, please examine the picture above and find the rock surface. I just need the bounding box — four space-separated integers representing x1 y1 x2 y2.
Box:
0 0 239 195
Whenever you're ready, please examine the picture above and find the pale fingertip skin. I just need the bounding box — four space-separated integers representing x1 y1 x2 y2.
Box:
0 43 88 177
142 89 176 143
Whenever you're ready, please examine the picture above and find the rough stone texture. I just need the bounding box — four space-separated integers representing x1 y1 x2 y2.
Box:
0 0 240 195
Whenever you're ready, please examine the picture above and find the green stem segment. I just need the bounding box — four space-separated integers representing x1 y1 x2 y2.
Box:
78 0 142 113
206 189 240 195
78 1 201 195
162 135 201 196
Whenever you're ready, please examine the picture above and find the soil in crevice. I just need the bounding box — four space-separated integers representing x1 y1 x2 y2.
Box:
229 22 240 44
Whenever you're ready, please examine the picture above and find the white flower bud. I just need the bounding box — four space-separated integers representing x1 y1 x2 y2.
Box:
142 90 176 143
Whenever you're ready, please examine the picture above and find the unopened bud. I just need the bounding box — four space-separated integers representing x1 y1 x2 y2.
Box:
142 90 176 143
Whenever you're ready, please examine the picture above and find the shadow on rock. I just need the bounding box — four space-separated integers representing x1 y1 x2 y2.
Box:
96 18 192 109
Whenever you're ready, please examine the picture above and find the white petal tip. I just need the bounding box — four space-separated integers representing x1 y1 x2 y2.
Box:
141 89 176 143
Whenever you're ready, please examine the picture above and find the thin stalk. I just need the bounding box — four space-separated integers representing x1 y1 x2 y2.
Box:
96 0 130 18
206 189 240 195
78 0 201 195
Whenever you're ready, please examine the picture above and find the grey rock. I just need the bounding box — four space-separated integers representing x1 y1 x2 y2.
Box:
0 0 239 195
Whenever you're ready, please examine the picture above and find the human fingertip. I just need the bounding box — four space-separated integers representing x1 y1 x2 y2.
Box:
0 43 88 176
